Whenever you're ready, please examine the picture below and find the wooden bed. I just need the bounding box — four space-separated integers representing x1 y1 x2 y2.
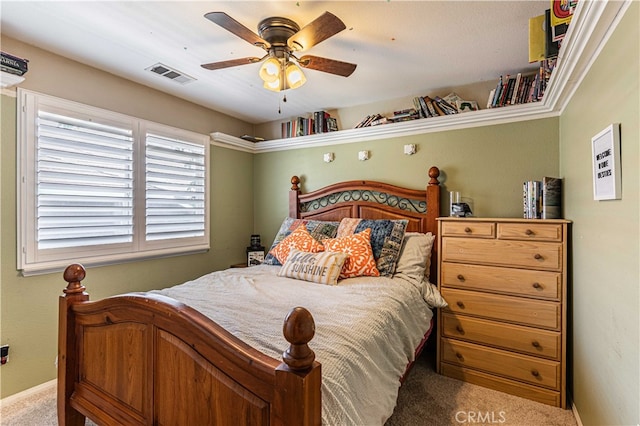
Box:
57 166 441 425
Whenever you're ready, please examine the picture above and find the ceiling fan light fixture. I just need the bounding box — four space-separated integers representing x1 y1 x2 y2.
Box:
259 57 281 83
263 78 282 92
285 62 306 89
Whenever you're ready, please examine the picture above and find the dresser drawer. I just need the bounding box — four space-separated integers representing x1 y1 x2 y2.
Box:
441 313 561 360
440 364 561 406
442 238 562 271
441 263 561 300
441 338 560 390
441 288 561 330
498 223 563 242
440 221 495 238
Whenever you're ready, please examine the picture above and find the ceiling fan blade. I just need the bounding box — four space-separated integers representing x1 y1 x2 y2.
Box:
298 55 357 77
287 11 346 51
204 12 270 49
201 57 262 70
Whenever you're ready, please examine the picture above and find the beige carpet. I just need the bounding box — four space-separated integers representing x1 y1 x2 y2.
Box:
2 351 577 426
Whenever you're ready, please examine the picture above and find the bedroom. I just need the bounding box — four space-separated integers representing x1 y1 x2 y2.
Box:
0 1 638 425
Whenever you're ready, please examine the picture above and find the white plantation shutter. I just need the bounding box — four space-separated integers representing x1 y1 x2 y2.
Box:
145 133 206 241
18 90 209 275
36 111 134 249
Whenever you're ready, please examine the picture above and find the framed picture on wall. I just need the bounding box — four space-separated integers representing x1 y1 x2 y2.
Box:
591 123 621 201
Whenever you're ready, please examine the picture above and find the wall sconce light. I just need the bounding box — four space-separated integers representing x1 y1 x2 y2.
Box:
358 150 369 161
324 152 335 163
404 144 417 155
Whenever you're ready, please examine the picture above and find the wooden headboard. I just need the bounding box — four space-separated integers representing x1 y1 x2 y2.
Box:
288 166 441 280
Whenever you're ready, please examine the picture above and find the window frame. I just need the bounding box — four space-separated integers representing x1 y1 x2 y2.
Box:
17 89 210 276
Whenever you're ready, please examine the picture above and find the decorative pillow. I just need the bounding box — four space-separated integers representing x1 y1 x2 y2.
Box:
278 248 349 285
263 217 339 265
323 228 380 279
269 224 325 264
394 232 436 282
423 279 448 308
337 218 408 276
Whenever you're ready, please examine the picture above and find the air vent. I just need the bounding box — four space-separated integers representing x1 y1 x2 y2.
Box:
146 63 195 84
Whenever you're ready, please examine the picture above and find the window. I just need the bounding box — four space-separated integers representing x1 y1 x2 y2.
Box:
17 89 209 276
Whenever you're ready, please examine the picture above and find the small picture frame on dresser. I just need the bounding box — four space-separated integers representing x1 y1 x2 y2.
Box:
247 249 265 266
591 123 621 201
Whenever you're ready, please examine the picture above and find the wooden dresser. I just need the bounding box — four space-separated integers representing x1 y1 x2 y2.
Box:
436 218 570 408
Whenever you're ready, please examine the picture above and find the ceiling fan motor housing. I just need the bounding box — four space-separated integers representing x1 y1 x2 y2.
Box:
258 17 301 52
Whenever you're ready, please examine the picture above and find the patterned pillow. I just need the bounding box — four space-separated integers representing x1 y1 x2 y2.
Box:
269 224 325 264
263 217 339 265
323 228 380 279
278 248 349 285
337 218 408 276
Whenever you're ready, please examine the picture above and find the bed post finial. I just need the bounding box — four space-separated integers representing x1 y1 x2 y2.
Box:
282 307 316 371
63 263 87 295
291 175 300 191
428 166 440 186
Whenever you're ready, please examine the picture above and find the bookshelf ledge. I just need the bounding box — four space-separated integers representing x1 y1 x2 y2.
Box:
210 0 628 155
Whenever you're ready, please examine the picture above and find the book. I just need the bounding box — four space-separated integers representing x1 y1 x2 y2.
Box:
545 9 560 59
523 180 542 219
509 73 522 105
423 97 439 117
542 177 562 219
491 76 503 108
528 14 547 63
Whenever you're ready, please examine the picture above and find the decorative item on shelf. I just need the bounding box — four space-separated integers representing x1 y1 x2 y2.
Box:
247 234 265 266
358 150 369 161
1 51 29 76
323 152 335 163
403 144 416 155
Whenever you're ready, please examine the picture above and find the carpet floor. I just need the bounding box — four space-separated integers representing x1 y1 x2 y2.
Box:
1 351 577 425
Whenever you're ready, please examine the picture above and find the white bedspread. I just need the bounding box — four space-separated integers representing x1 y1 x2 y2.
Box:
153 265 433 426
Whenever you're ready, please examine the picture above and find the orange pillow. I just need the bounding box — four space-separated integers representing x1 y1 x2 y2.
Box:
323 228 380 279
269 224 325 264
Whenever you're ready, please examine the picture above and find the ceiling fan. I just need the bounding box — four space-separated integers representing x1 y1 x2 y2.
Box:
201 11 357 91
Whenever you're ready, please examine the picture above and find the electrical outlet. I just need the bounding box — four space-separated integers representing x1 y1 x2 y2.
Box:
1 345 9 365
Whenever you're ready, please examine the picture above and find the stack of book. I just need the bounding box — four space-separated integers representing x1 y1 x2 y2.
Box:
487 59 556 109
1 51 28 76
414 95 459 118
280 111 338 139
523 177 562 219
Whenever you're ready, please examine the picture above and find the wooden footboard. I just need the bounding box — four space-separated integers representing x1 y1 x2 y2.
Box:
58 264 321 426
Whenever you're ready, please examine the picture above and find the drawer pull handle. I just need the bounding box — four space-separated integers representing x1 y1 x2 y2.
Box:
455 352 464 361
525 229 534 235
457 274 465 281
534 253 543 260
531 369 540 377
532 282 542 289
464 227 472 233
456 325 464 334
456 301 465 309
531 340 541 348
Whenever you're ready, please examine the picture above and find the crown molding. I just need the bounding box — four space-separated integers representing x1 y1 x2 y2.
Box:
212 0 631 154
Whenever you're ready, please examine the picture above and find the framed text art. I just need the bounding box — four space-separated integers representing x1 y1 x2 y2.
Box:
591 123 621 201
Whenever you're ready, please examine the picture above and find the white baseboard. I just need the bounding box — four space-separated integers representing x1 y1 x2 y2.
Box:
569 393 584 426
0 379 56 408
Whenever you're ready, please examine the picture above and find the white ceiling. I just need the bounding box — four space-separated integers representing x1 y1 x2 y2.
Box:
1 1 549 125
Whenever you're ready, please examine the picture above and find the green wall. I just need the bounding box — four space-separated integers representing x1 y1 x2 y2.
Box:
253 118 559 244
560 2 639 424
0 36 255 397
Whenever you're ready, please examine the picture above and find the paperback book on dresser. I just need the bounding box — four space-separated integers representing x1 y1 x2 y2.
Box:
523 177 562 219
